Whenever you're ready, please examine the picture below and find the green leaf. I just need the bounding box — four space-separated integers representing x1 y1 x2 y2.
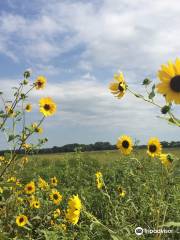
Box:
8 134 19 142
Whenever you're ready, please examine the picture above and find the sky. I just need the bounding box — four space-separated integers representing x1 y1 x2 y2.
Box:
0 0 179 149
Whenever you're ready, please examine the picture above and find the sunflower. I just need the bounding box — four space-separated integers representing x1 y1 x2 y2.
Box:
116 135 133 155
39 97 57 117
38 177 49 190
0 156 5 161
32 123 43 134
30 199 40 209
53 208 61 219
159 154 173 168
147 137 162 157
65 195 81 225
117 187 126 198
50 176 58 187
35 76 46 90
95 172 103 189
16 214 28 227
49 189 62 205
25 103 32 112
109 72 127 99
156 58 180 104
24 181 35 195
0 187 3 194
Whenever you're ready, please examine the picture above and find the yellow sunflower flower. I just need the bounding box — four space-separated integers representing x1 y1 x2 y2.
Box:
35 76 46 90
50 176 58 187
116 135 133 155
24 181 35 195
0 187 3 194
159 154 173 168
49 189 62 205
0 156 5 161
21 156 28 165
16 214 28 227
22 143 31 151
53 208 61 219
30 199 41 209
7 176 16 183
109 72 127 99
156 58 180 104
39 97 57 117
32 123 43 134
25 103 32 112
147 137 162 157
38 177 49 190
5 105 14 117
117 187 126 198
65 195 81 225
95 171 103 189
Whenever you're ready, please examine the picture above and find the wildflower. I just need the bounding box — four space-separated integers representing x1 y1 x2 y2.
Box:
66 195 81 225
0 156 5 161
49 189 63 205
22 143 31 151
21 156 28 165
159 154 173 168
156 58 180 104
5 105 14 117
95 172 103 189
0 187 3 194
30 198 40 209
117 187 126 198
50 176 58 187
61 223 67 231
54 223 67 231
53 208 61 219
25 103 32 112
24 181 35 195
38 177 49 190
109 72 126 99
7 176 16 183
17 197 24 204
35 76 46 90
16 214 28 227
147 137 162 157
39 97 57 117
32 123 43 134
116 135 133 155
16 179 22 187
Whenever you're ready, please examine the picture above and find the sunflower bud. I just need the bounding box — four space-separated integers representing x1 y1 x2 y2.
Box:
161 105 170 114
23 79 29 85
142 78 151 85
24 69 32 79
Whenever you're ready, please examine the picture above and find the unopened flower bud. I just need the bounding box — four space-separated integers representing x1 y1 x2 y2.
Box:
161 105 170 114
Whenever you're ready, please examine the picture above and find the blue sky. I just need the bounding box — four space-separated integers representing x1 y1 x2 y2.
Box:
0 0 179 149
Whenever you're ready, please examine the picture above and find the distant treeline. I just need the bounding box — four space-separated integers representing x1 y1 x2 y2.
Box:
0 141 179 155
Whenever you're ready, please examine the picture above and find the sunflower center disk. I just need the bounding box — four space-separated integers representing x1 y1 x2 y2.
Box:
170 75 180 92
53 194 59 200
122 140 129 149
118 83 124 92
149 144 157 153
19 218 24 223
44 104 50 110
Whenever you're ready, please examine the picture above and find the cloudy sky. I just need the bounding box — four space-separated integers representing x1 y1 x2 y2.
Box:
0 0 179 149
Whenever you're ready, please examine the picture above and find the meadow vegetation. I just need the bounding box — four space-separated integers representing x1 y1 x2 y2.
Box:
0 59 180 239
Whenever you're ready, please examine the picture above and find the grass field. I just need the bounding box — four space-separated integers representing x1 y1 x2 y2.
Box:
12 148 179 240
